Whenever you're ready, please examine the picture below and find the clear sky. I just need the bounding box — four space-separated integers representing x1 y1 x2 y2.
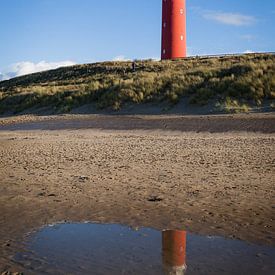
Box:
0 0 275 79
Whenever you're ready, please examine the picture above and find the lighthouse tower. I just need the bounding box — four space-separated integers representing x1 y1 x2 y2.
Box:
161 0 187 60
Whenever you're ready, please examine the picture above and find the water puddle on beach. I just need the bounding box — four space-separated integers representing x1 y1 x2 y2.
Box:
15 223 275 275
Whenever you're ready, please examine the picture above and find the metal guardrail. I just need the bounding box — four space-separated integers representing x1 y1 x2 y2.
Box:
185 52 275 60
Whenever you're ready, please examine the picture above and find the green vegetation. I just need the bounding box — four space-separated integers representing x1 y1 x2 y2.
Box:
0 53 274 114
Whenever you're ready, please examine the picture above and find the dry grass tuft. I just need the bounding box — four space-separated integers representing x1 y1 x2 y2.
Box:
0 53 274 114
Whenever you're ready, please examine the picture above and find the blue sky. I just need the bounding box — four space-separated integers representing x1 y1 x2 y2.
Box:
0 0 275 79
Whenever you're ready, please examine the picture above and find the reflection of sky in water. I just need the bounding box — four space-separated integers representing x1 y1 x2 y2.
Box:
15 223 275 275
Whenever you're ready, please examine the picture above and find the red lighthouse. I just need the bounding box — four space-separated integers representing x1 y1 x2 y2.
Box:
161 0 187 60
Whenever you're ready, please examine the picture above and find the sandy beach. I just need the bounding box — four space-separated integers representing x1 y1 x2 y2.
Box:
0 113 275 273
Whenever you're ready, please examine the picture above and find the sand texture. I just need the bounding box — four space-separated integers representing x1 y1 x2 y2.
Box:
0 114 275 273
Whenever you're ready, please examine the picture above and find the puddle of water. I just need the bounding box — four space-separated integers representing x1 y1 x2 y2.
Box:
15 223 275 275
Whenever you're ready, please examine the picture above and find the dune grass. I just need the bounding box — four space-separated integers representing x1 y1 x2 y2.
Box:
0 53 274 114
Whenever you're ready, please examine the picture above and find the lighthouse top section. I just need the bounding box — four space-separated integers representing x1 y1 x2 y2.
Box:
161 0 187 60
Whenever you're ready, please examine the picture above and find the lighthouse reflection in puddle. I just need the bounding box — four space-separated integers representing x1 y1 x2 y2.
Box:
162 230 187 274
15 222 275 274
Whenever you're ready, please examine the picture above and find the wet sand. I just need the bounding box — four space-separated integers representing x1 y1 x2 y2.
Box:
0 114 275 273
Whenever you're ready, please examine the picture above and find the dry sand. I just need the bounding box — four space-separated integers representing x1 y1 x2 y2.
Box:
0 114 275 273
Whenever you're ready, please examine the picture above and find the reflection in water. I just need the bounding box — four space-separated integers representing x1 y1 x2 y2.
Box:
14 223 275 275
162 230 187 275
